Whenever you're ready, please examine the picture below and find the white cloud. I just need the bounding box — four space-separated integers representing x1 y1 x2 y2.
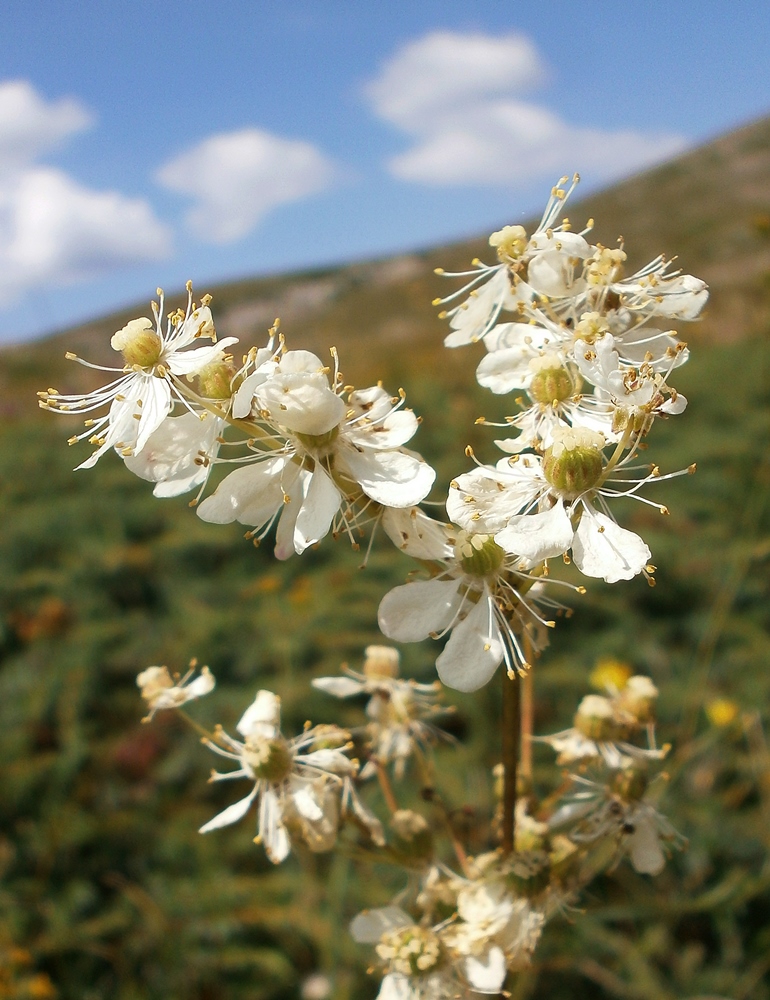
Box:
365 31 687 187
0 80 171 303
0 79 93 167
0 168 171 299
157 128 336 244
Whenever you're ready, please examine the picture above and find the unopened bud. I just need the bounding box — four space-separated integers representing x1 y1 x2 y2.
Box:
618 675 659 723
390 809 434 863
363 645 400 681
574 694 620 741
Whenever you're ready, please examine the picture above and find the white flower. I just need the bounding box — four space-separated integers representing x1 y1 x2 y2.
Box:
573 333 687 433
446 425 692 584
199 689 383 862
536 689 668 768
551 772 685 876
197 354 435 559
445 881 544 974
350 905 507 997
312 645 448 780
136 662 215 720
39 285 238 469
437 175 591 348
378 508 553 691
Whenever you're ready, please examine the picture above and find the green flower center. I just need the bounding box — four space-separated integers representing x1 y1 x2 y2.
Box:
244 737 293 782
295 425 340 455
543 444 603 499
528 367 573 406
456 533 505 577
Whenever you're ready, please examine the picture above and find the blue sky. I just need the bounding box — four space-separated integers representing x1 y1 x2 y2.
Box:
0 0 768 344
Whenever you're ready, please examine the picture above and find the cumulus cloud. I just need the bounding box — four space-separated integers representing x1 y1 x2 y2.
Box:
0 168 171 298
0 79 93 167
157 128 336 244
0 80 170 303
365 31 687 186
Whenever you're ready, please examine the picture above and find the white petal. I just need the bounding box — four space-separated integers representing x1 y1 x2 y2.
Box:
381 507 455 560
260 788 291 863
527 246 588 298
476 344 540 394
294 466 341 553
436 592 503 692
276 349 325 374
125 411 222 497
238 689 281 738
661 392 687 415
349 907 412 943
199 786 258 833
258 373 344 435
197 455 291 526
463 946 508 994
232 367 274 419
168 337 239 376
339 444 435 507
312 677 366 698
301 748 357 775
377 974 411 1000
572 507 651 583
348 789 386 845
291 782 324 822
627 814 665 875
185 667 216 699
495 501 574 561
378 579 463 643
134 377 173 455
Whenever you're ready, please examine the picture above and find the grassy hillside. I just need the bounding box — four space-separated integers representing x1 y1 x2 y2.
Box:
1 115 770 1000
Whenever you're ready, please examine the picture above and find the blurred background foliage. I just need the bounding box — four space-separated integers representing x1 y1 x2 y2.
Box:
2 118 770 999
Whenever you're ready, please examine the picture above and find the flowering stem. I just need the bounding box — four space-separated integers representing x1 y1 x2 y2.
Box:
501 669 521 855
520 668 534 789
374 759 399 814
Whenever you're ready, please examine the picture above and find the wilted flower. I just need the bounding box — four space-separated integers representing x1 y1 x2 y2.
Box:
312 645 449 779
137 662 215 720
200 689 383 862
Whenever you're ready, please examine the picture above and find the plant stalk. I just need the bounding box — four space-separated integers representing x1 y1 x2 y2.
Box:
501 668 521 855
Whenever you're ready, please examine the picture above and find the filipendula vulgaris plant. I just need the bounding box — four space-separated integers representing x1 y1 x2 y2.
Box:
40 175 706 998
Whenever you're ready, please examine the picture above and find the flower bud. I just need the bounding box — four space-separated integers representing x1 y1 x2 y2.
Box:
111 318 163 368
456 531 505 577
363 645 400 681
574 694 620 741
543 427 605 499
390 809 434 864
618 675 659 724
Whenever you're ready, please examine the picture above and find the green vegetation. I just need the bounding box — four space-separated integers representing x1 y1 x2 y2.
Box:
2 117 770 999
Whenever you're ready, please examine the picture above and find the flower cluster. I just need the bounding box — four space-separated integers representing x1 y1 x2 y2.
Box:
41 175 700 998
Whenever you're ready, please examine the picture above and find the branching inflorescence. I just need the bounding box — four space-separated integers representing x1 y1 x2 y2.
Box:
44 175 705 998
